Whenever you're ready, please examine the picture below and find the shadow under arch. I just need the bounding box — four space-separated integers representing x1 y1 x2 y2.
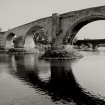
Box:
24 26 43 49
6 32 16 48
26 25 43 35
64 15 105 44
9 55 105 105
24 25 48 49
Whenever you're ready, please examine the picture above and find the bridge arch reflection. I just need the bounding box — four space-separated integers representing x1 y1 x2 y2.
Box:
9 55 105 105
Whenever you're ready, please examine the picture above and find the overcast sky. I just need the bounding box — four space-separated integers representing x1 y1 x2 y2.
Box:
0 0 105 38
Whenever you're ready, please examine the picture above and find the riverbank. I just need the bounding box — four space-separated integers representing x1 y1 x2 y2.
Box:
0 46 83 60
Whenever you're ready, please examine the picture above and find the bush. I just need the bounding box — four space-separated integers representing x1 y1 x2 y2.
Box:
40 49 82 59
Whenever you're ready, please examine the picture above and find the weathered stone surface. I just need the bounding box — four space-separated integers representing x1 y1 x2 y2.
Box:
1 5 105 49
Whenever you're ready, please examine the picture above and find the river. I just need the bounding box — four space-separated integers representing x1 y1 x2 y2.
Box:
0 49 105 105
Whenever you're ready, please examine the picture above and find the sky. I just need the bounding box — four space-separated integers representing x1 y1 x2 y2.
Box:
77 20 105 39
0 0 105 38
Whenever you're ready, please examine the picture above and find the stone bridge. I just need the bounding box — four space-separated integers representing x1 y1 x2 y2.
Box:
1 5 105 50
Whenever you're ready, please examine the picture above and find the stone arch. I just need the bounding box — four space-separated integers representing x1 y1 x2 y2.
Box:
6 32 16 49
64 15 105 44
24 25 48 49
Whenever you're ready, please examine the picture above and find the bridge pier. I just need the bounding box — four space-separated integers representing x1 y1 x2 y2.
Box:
7 36 25 53
13 36 24 48
41 13 81 58
51 13 63 50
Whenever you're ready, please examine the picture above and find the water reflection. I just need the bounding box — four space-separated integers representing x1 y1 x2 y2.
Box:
9 54 105 105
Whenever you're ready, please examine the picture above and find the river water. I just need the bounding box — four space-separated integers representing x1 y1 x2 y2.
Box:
0 49 105 105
